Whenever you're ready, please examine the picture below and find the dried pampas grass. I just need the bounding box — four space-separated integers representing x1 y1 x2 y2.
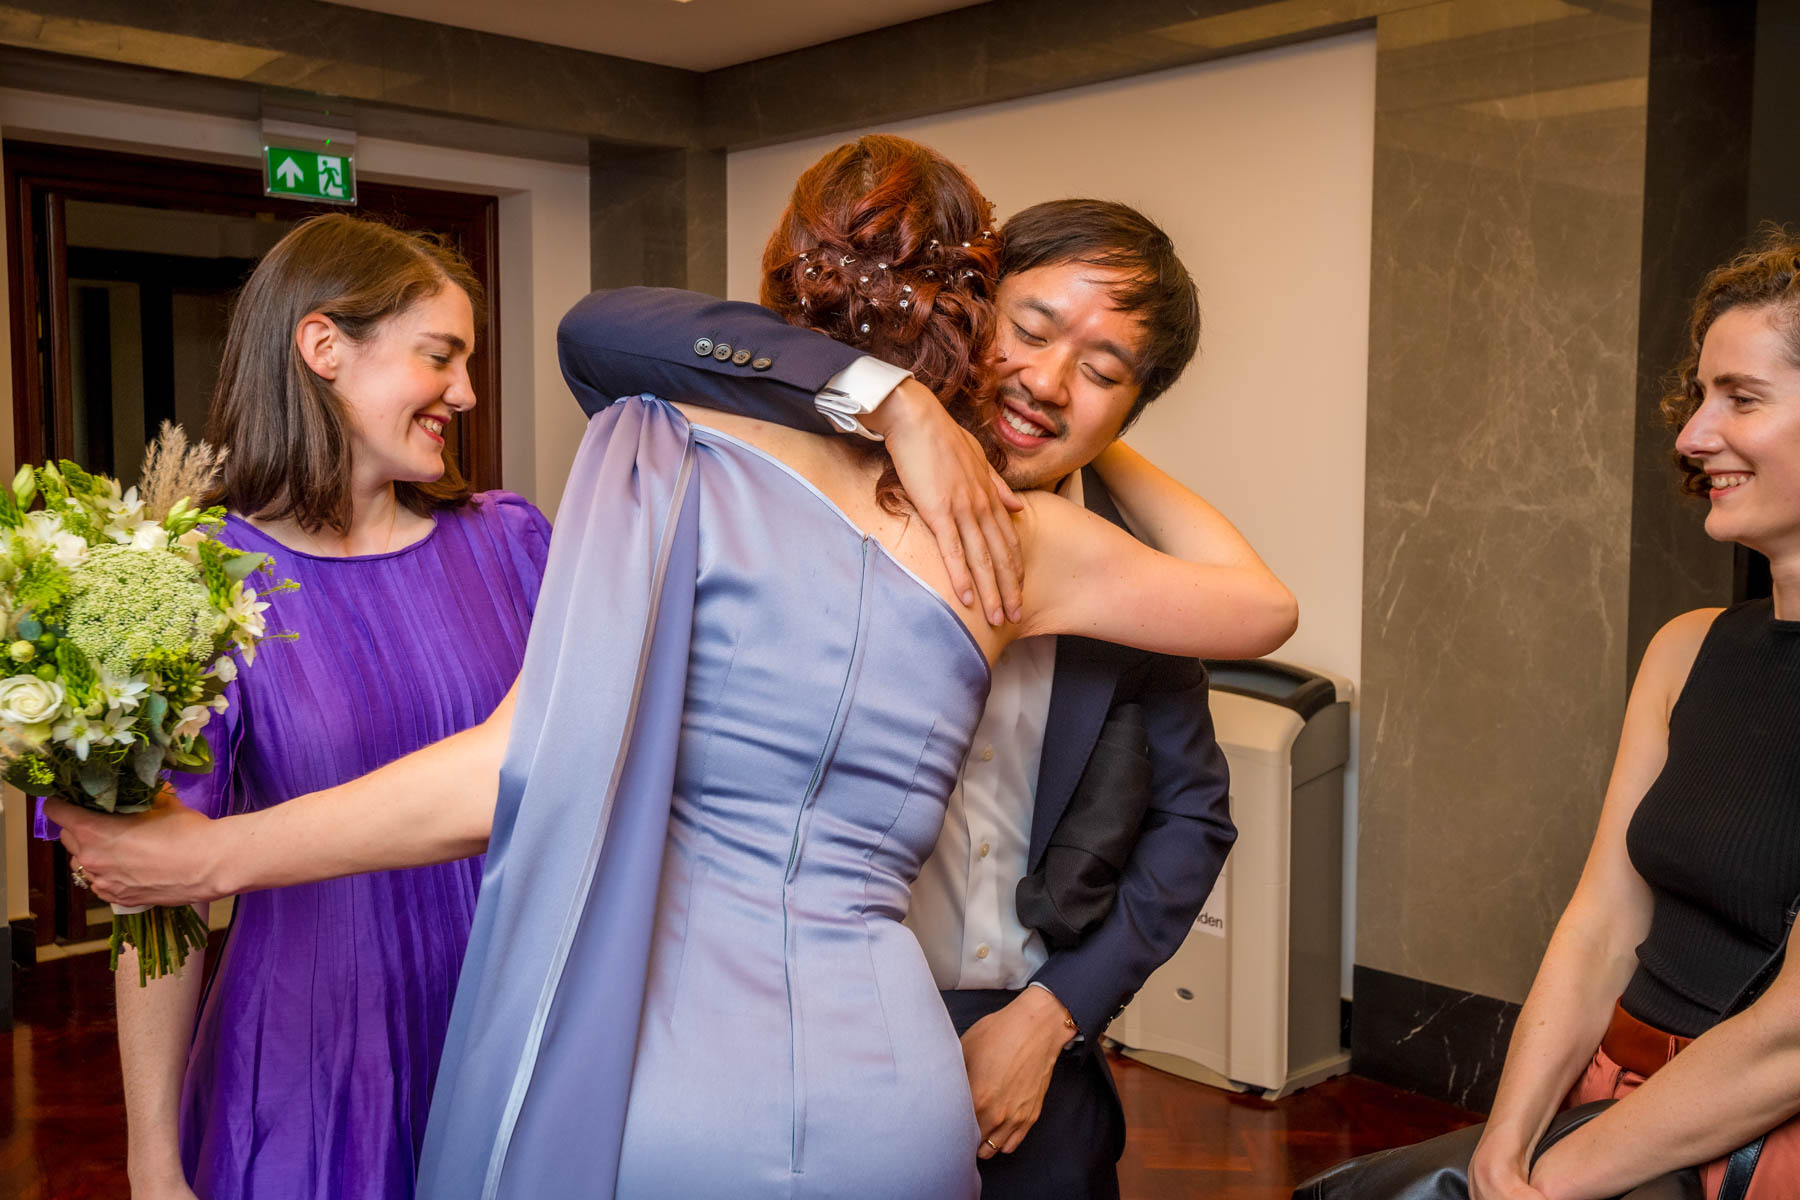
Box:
138 422 228 520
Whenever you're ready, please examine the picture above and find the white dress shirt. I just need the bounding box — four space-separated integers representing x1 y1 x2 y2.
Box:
814 356 911 440
906 472 1085 991
818 354 1085 993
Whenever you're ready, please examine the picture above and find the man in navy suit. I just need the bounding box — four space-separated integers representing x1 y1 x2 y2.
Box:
557 199 1234 1199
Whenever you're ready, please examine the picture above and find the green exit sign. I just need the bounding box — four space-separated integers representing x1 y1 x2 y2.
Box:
263 144 356 205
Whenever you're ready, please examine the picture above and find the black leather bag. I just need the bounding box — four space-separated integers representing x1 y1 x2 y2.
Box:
1294 895 1800 1200
1292 1100 1702 1199
1014 702 1152 950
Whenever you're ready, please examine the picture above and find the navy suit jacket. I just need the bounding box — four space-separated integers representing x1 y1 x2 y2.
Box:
555 287 1236 1037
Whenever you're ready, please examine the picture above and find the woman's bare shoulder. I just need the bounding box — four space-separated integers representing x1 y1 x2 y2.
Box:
1635 607 1727 716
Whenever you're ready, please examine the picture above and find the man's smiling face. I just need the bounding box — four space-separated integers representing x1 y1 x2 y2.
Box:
989 262 1147 491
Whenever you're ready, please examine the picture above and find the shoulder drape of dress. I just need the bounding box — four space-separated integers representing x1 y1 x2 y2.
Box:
417 397 699 1199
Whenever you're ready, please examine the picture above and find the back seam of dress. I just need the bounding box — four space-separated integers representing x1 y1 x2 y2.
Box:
782 537 875 1182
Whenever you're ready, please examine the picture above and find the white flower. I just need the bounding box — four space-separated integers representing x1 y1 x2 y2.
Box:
52 711 96 761
224 584 270 641
0 675 65 725
209 656 238 684
175 528 205 561
19 510 61 550
94 706 137 748
127 523 170 552
95 669 149 712
172 703 213 741
49 531 89 567
100 487 143 530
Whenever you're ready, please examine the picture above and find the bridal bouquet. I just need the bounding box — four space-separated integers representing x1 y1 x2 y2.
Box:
0 426 289 984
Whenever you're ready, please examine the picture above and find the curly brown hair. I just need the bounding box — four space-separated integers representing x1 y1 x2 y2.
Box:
760 135 1005 511
1663 227 1800 497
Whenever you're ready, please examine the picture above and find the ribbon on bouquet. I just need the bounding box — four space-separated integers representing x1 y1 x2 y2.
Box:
417 396 700 1200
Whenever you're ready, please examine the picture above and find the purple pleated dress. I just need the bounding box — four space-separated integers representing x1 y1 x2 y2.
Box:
171 492 549 1200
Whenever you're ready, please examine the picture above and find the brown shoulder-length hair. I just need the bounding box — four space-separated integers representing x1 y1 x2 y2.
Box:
207 212 484 533
760 134 1005 511
1662 226 1800 497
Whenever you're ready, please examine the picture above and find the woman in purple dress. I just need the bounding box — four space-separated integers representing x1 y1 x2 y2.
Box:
110 214 549 1200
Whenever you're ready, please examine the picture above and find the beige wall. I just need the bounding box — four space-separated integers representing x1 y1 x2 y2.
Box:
726 32 1377 990
0 89 591 922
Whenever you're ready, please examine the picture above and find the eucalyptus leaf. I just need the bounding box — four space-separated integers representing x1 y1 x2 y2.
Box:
222 552 269 582
143 692 168 727
78 758 114 798
131 741 164 787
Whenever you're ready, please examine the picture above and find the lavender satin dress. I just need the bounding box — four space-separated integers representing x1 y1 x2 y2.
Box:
417 400 986 1198
172 494 549 1200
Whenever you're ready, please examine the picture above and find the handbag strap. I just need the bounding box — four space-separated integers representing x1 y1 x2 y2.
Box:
1712 890 1800 1200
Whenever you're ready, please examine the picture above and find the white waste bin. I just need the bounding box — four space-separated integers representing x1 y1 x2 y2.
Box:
1108 659 1352 1099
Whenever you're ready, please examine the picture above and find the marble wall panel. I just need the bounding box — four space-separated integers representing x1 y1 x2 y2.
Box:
1358 0 1649 1005
590 145 727 296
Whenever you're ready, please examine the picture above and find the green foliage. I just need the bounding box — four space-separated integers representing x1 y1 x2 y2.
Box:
4 754 57 795
138 647 205 707
56 460 97 496
12 556 71 623
56 639 98 710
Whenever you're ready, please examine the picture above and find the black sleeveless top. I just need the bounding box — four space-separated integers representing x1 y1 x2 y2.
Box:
1622 599 1800 1037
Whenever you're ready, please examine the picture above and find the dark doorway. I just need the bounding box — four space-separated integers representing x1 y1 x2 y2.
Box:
4 140 504 950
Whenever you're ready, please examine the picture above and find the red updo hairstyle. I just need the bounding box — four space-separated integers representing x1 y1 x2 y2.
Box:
760 135 1006 511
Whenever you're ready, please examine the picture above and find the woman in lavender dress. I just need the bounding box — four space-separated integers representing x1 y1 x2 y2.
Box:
109 215 549 1200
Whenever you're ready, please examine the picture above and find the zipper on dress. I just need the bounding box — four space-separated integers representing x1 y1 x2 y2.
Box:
781 537 873 1175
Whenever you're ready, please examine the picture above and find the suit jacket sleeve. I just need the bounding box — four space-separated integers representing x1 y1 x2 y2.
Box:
1029 655 1235 1038
556 287 866 434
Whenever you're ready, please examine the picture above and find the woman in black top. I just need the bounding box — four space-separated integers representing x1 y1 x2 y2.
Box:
1468 235 1800 1199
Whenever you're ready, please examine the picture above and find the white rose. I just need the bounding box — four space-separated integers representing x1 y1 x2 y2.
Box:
0 675 65 725
126 523 169 552
50 532 89 567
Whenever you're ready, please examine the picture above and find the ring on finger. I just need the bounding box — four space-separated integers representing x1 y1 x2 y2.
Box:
982 1136 998 1153
70 862 91 890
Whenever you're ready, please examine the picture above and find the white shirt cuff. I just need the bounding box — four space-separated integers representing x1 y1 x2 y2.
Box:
815 356 912 441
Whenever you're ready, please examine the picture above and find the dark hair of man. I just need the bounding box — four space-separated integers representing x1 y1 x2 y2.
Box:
208 213 483 534
1000 199 1200 429
1663 225 1800 497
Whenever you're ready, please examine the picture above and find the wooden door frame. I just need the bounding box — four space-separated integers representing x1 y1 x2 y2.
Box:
3 139 503 489
3 140 504 947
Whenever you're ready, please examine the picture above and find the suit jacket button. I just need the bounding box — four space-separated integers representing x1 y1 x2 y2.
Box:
731 349 752 366
712 342 733 361
693 337 713 357
752 357 773 371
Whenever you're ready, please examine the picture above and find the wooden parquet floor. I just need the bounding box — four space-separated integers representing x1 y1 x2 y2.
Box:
2 948 1478 1198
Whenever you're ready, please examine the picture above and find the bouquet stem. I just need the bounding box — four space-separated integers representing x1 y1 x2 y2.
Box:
108 903 210 986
